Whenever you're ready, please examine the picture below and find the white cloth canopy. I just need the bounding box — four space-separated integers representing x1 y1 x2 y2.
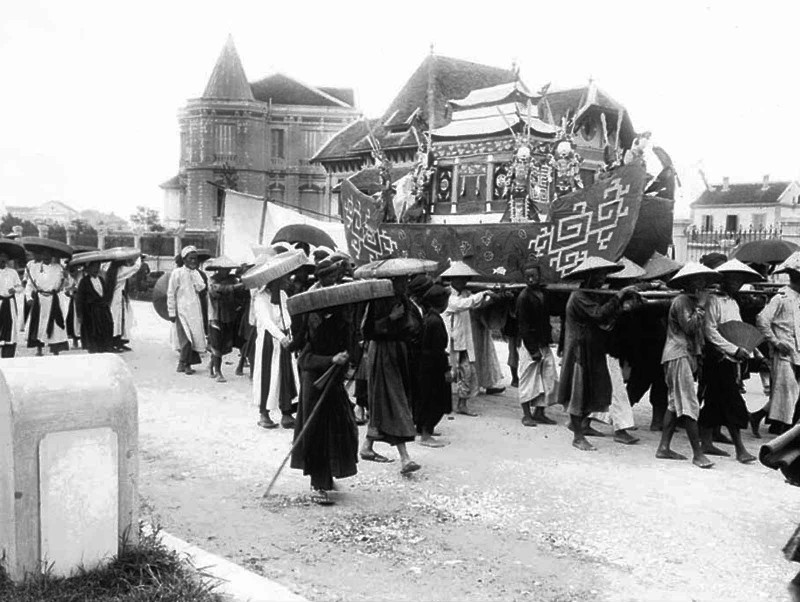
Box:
222 189 346 264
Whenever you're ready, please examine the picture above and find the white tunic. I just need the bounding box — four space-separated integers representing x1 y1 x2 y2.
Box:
109 263 139 339
167 266 207 352
0 267 23 345
251 289 298 410
25 262 69 346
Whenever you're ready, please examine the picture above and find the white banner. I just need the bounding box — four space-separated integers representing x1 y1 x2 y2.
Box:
222 189 346 263
221 190 265 264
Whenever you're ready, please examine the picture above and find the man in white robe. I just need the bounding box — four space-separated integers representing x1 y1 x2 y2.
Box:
167 246 207 374
109 259 140 351
0 251 24 357
25 252 69 355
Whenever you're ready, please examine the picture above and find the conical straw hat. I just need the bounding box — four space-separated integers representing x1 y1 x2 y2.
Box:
668 262 721 289
607 257 646 280
439 261 482 279
562 256 624 281
204 255 240 270
641 251 683 281
286 279 394 316
715 258 764 282
241 249 306 289
775 251 800 274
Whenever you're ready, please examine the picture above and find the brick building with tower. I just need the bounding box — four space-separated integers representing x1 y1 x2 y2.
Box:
162 36 360 231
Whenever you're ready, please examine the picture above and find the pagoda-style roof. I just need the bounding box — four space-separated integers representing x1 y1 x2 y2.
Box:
432 102 557 139
313 54 516 164
450 80 534 109
250 73 355 108
202 35 255 101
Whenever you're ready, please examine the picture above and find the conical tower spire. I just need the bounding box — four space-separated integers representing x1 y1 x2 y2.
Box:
203 35 254 101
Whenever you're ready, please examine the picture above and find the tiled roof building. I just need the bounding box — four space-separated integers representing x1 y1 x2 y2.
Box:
163 36 361 230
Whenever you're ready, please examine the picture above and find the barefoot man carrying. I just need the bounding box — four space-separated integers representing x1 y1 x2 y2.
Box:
656 262 717 469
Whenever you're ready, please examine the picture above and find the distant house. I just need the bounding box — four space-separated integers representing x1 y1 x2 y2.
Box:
4 200 80 225
690 176 800 231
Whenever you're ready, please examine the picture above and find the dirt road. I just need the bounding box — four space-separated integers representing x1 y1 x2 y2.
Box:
27 301 797 601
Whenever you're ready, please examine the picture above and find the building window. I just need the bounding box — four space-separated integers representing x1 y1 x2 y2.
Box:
215 124 235 158
752 213 766 230
271 129 285 160
702 215 713 230
725 215 738 232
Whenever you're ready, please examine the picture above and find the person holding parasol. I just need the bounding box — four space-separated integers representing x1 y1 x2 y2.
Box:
698 259 763 463
0 239 25 358
21 239 72 356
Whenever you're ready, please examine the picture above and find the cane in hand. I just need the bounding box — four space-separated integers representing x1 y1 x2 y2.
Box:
262 361 345 498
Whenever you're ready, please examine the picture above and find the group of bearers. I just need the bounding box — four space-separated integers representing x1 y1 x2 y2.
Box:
513 249 800 470
0 240 138 358
165 242 524 504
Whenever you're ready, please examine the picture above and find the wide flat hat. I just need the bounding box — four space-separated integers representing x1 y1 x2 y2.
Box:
241 249 306 289
715 258 764 282
562 256 624 281
607 257 646 280
668 262 722 288
439 261 482 279
641 251 683 281
775 251 800 274
204 255 240 270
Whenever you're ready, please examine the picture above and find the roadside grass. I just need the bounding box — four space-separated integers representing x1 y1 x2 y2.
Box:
0 524 223 602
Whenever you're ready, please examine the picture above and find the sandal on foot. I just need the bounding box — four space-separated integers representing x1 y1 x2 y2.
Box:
400 460 421 475
359 451 394 463
310 490 334 506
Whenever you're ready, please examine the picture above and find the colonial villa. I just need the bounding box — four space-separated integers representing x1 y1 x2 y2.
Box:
690 176 800 232
161 35 361 231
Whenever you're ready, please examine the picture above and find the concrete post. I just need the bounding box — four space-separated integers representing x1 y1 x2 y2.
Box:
97 226 109 250
65 224 77 246
36 223 49 239
0 355 138 582
672 218 692 263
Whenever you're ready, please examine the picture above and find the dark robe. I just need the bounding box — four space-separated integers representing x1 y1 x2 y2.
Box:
407 298 425 424
363 294 418 445
616 301 669 414
415 309 452 434
557 290 621 416
290 307 358 491
208 275 240 357
516 286 552 355
75 274 115 353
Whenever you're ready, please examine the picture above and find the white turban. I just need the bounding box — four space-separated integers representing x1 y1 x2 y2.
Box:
181 245 197 259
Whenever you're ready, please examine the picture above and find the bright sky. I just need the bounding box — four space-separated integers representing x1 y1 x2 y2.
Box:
1 0 798 221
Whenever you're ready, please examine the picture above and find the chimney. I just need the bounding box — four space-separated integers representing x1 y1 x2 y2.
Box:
722 176 730 192
762 174 770 190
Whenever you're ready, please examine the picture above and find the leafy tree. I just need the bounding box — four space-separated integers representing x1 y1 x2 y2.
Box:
0 213 39 236
70 218 97 236
130 206 165 233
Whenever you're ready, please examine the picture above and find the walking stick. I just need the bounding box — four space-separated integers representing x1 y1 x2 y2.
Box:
262 362 344 498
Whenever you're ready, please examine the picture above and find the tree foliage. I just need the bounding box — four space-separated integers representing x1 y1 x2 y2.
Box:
0 213 39 236
130 206 165 232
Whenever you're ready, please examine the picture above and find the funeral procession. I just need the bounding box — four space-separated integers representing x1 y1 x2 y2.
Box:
3 3 800 601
